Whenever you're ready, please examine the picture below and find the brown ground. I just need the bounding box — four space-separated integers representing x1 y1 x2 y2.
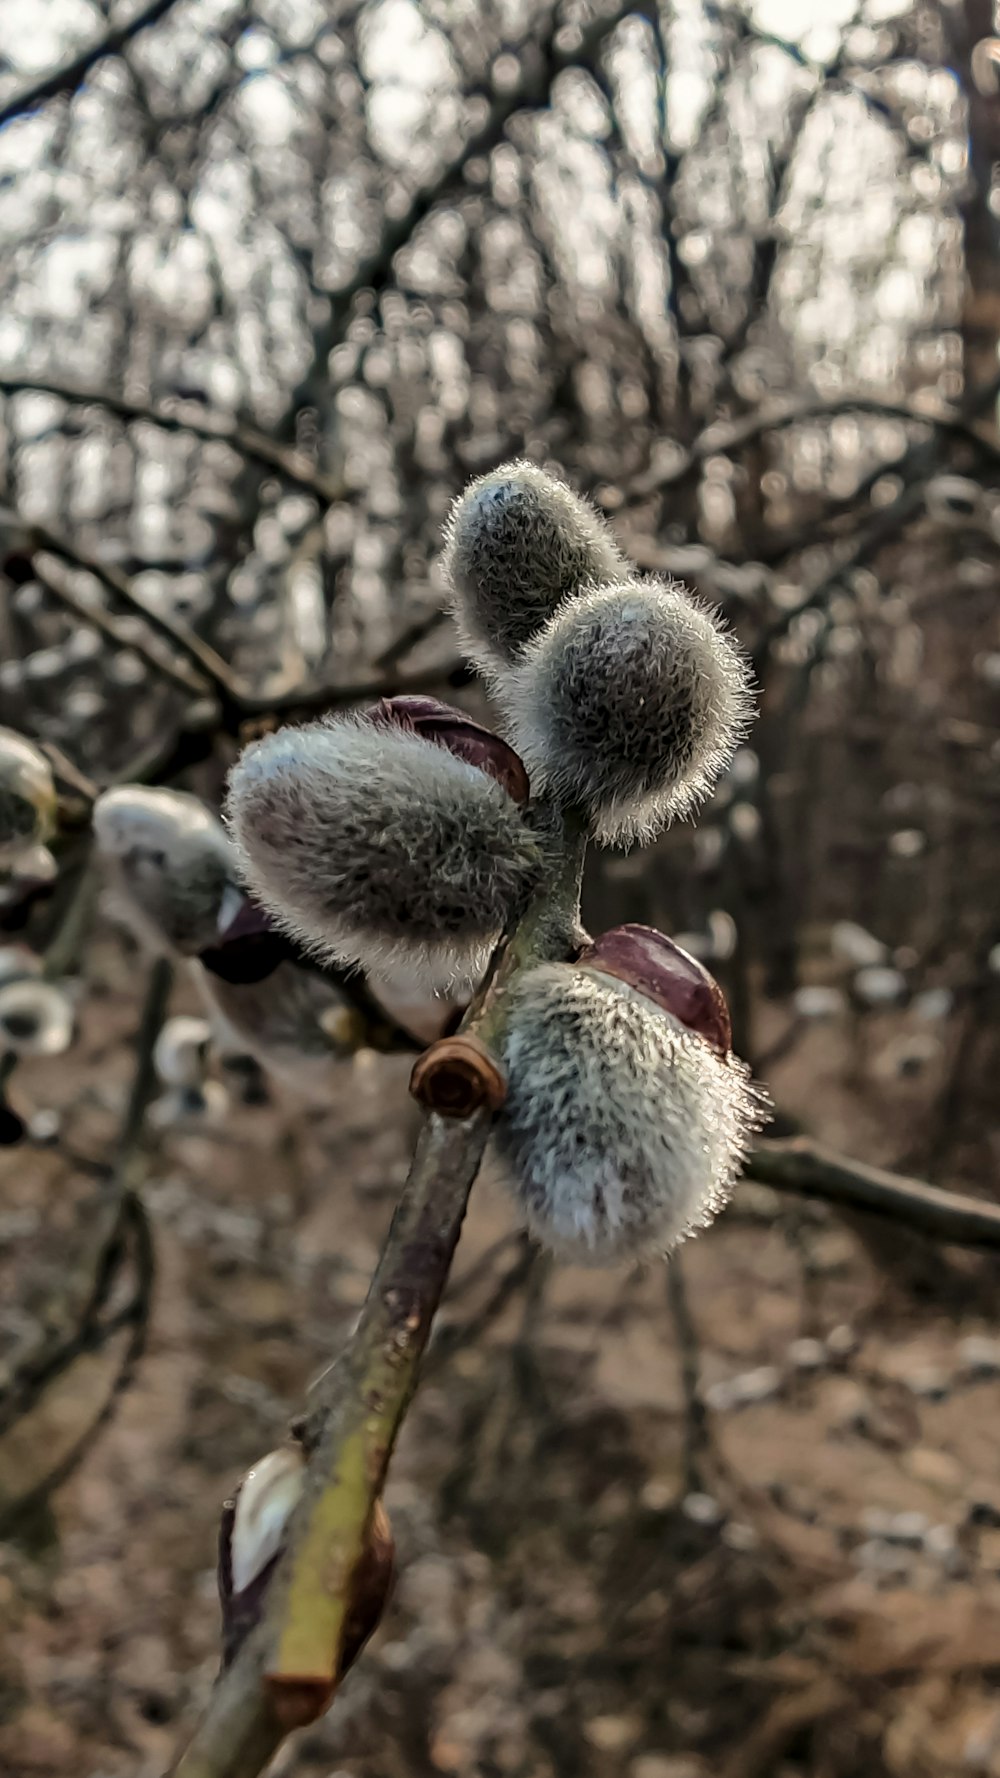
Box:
2 926 1000 1778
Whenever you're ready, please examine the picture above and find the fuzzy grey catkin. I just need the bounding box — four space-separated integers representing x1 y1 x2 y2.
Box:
0 728 56 867
225 716 545 997
441 459 628 677
92 785 233 957
196 960 367 1100
493 964 765 1264
498 577 753 845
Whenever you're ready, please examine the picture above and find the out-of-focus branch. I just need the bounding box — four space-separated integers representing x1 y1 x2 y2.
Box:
0 378 346 504
171 822 588 1778
747 1136 1000 1249
372 608 450 673
23 518 237 702
6 505 465 744
0 0 183 129
32 556 211 699
259 657 465 723
751 479 927 667
0 958 170 1532
288 0 645 418
617 388 1000 509
748 369 1000 667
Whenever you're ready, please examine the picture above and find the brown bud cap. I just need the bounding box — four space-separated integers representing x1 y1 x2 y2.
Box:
368 695 530 804
579 923 732 1056
409 1032 507 1117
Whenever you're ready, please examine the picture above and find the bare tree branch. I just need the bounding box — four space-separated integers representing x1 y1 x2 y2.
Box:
18 518 238 703
749 369 1000 671
287 0 646 419
0 378 346 504
0 0 184 130
616 388 1000 510
32 556 212 698
747 1136 1000 1249
171 823 589 1778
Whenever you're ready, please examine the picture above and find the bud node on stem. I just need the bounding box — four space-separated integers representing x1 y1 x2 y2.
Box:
265 1677 333 1731
409 1034 507 1117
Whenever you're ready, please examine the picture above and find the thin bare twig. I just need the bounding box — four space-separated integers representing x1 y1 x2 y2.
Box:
750 369 1000 669
287 0 644 418
27 520 236 701
666 1256 709 1492
372 608 450 673
429 1235 537 1372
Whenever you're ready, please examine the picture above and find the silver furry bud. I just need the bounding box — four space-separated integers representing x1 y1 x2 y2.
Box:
498 579 753 844
0 728 56 868
226 714 544 997
492 962 766 1264
0 977 74 1057
226 1445 306 1598
92 785 233 957
153 1014 212 1089
442 459 627 677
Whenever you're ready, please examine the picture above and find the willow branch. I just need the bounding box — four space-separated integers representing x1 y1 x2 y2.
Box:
9 503 465 734
171 820 586 1778
746 1136 1000 1249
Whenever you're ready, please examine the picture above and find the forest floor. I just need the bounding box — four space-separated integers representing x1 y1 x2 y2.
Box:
2 926 1000 1778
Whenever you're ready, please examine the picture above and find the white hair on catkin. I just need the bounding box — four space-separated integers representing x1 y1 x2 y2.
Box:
496 578 754 845
492 964 767 1264
441 459 628 678
92 785 233 957
225 717 545 997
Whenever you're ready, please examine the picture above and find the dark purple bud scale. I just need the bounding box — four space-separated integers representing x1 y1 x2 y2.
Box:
368 695 530 804
579 923 732 1055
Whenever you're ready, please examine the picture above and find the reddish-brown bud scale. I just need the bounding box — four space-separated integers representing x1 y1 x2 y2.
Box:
409 1033 507 1117
579 923 732 1055
368 695 530 804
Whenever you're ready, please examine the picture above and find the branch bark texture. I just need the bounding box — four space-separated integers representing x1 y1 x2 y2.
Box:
170 820 586 1778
